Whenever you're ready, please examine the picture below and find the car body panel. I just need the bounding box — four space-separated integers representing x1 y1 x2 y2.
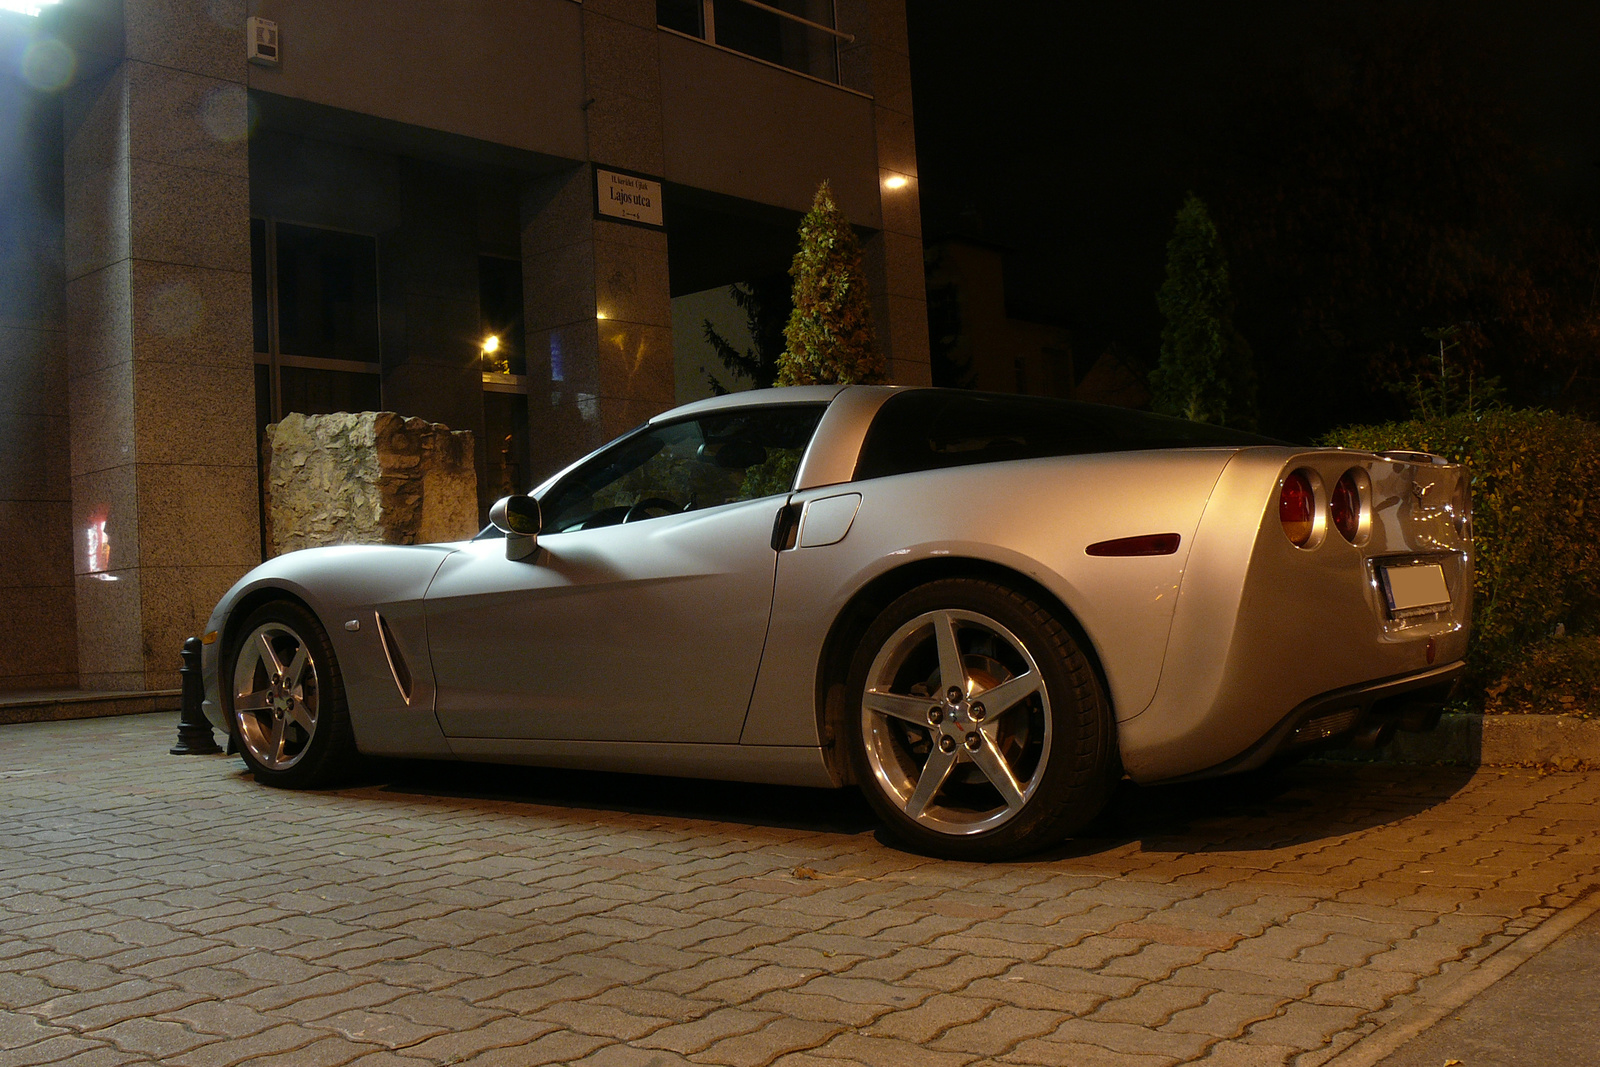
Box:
791 385 900 490
739 448 1239 746
1120 449 1471 779
423 495 782 743
444 737 836 788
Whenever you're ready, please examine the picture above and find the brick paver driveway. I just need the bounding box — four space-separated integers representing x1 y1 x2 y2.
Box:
3 713 1598 1067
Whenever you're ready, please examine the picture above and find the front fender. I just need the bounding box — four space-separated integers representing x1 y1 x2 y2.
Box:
202 543 460 756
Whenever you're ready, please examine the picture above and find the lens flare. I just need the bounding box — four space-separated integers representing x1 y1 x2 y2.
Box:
21 37 74 92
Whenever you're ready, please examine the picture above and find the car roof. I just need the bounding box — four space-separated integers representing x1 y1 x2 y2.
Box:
650 384 900 424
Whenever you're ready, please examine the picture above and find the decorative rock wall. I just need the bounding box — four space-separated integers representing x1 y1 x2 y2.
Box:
263 413 478 556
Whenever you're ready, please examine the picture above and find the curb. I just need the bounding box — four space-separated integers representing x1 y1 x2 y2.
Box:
1320 885 1600 1067
1328 712 1600 770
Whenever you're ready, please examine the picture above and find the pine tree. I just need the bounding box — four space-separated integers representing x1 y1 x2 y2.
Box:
777 180 886 386
1150 193 1257 428
701 275 790 396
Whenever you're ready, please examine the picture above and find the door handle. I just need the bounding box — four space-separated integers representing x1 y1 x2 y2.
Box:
770 502 802 551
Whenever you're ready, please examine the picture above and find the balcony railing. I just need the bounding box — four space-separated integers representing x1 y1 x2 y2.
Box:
657 0 852 84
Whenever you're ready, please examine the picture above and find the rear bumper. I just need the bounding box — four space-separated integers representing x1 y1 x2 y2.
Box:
1150 660 1465 784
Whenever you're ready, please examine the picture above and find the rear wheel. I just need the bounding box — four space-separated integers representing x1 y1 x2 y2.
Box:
847 579 1115 860
225 600 357 788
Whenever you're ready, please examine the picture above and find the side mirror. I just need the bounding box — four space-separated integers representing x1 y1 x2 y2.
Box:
489 495 542 561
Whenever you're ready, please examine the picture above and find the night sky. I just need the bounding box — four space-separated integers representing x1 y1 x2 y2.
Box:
907 0 1600 432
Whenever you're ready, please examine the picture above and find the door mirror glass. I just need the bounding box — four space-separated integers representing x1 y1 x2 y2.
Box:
490 494 542 536
489 495 541 560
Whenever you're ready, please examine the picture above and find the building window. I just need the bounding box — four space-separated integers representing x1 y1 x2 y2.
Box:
658 0 844 84
478 254 531 498
251 218 383 429
657 0 702 36
477 255 526 377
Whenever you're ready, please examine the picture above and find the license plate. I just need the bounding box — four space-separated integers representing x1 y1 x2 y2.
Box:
1381 562 1452 619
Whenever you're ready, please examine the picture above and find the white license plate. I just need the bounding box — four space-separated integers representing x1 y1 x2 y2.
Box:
1381 563 1452 618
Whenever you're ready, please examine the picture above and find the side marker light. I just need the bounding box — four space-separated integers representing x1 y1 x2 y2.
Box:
1086 533 1182 557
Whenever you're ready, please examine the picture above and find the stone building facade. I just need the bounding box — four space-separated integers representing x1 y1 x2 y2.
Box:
0 0 926 692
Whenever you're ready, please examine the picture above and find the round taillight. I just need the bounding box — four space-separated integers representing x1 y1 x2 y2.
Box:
1330 470 1361 543
1279 470 1315 547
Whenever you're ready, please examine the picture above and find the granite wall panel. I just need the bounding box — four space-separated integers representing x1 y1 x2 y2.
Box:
70 465 141 578
0 414 71 501
65 262 135 375
0 585 80 685
130 260 252 368
0 501 73 590
135 463 260 569
132 361 256 467
0 326 68 418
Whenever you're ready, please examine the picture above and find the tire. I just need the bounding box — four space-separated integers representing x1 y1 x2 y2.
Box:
223 599 358 788
846 578 1116 860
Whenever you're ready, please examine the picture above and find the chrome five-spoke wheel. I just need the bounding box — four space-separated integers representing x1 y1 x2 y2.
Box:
848 578 1115 859
862 608 1050 835
225 600 357 788
233 621 320 772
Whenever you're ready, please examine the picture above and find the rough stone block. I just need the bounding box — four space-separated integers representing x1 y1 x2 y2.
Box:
263 412 477 556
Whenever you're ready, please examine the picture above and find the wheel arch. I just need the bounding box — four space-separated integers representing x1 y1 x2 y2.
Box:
222 585 322 672
813 555 1114 786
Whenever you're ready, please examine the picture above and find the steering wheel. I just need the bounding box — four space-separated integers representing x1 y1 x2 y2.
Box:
623 497 682 523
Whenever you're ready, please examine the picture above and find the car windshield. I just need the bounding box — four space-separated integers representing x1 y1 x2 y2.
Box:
854 390 1282 481
540 404 828 533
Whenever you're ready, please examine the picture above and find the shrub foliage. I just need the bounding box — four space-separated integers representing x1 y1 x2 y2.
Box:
1324 409 1600 692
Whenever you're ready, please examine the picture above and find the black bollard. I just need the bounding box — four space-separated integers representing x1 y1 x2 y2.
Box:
170 636 222 755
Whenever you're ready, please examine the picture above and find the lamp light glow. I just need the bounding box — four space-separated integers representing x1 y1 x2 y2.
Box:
1 1 66 15
883 174 909 190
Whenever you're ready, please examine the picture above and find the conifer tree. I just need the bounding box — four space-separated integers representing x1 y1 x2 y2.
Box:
701 275 789 395
777 180 885 385
1150 193 1257 428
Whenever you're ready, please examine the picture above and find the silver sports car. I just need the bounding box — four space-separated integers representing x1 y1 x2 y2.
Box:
202 385 1472 859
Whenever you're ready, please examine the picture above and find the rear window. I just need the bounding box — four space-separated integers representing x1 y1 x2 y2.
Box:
854 390 1278 481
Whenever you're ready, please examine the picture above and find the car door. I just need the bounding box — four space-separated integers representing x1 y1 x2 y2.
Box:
424 404 827 744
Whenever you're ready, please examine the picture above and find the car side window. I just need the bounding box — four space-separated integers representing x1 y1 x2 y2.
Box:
541 404 828 533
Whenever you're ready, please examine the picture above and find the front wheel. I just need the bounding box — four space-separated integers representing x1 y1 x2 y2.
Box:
224 600 357 788
846 579 1116 860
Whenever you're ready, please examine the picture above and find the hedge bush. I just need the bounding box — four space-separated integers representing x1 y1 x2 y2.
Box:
1322 409 1600 699
1480 632 1600 720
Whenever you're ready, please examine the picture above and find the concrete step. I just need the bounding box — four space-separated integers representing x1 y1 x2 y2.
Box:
0 689 181 726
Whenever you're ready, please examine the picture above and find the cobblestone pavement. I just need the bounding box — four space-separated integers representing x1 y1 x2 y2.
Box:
3 713 1598 1067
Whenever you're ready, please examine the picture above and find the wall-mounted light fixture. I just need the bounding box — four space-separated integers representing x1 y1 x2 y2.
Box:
481 334 509 374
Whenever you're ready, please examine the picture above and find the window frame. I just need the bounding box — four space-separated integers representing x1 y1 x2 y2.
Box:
252 216 384 424
538 404 830 534
656 0 857 90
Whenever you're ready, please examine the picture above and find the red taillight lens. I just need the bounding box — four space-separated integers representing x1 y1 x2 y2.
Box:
1330 470 1361 543
1279 470 1315 547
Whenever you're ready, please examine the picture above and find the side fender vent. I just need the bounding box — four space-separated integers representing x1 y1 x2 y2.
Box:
375 612 414 704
